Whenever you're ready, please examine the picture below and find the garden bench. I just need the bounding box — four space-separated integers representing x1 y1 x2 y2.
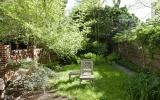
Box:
68 71 80 80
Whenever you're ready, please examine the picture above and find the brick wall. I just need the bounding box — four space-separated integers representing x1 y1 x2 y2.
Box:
0 45 10 67
0 45 41 65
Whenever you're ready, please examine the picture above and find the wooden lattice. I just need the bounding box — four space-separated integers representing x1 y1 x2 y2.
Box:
80 59 93 76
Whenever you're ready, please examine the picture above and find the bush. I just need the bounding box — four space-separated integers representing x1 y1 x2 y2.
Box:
24 65 55 91
107 53 119 64
20 59 39 68
82 52 97 61
7 59 21 69
45 63 62 72
127 73 160 100
71 56 81 64
5 60 56 97
94 55 106 65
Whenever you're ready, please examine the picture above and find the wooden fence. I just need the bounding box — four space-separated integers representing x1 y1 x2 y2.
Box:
116 43 160 71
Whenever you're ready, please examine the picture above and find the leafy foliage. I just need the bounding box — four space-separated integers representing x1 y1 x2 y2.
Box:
19 60 55 91
45 63 62 72
107 53 119 64
71 0 138 55
114 0 160 51
114 6 160 68
0 0 84 56
127 73 160 100
81 52 97 61
24 66 55 91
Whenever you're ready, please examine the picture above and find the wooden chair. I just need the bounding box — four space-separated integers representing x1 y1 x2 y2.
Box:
80 59 94 84
68 71 80 80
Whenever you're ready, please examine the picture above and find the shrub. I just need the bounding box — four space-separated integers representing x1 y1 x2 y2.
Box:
71 56 81 64
7 59 21 69
45 63 62 72
82 52 97 61
24 65 55 91
127 73 160 100
20 59 39 68
107 53 119 64
94 55 106 65
5 60 56 97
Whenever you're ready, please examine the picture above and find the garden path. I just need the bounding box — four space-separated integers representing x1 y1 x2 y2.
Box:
113 63 135 76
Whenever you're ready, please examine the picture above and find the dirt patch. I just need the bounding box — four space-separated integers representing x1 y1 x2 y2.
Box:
20 90 76 100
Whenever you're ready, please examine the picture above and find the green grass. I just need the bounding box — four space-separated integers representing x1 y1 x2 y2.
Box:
51 63 129 100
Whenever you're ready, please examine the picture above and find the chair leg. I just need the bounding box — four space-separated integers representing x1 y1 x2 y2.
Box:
80 79 82 85
69 74 71 80
91 79 94 86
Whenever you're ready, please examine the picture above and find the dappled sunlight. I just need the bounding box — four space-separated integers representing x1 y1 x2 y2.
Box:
0 0 159 99
94 70 121 79
101 71 121 78
54 63 129 100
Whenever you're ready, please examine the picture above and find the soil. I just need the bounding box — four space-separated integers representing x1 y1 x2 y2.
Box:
20 90 76 100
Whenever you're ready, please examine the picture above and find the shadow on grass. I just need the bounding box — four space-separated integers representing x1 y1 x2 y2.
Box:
93 63 129 100
54 63 129 100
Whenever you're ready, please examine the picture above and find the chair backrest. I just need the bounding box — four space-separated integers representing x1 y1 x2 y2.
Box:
80 59 93 75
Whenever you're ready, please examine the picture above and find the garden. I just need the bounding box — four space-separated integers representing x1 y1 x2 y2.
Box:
0 0 160 100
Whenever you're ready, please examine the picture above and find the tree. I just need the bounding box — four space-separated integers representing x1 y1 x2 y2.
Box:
0 0 84 56
71 0 138 55
114 13 160 67
113 0 121 8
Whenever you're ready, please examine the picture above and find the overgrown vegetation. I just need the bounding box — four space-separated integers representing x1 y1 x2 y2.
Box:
127 73 160 100
0 0 84 56
71 0 138 56
3 60 55 99
114 0 160 69
1 0 160 100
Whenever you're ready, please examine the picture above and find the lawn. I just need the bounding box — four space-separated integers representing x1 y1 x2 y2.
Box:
51 62 129 100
